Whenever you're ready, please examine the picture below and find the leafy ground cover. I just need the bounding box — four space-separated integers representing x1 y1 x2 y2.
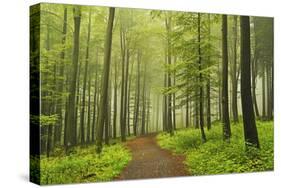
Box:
31 143 131 185
157 120 273 175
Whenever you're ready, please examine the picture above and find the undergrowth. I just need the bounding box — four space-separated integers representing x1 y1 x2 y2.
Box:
157 120 273 175
31 144 132 185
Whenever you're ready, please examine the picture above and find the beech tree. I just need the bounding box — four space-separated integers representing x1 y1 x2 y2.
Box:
96 7 115 154
240 16 260 148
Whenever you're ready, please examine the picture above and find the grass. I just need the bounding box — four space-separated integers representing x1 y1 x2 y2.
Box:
157 120 273 175
31 143 132 185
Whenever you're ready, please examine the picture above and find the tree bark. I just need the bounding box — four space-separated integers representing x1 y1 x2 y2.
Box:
240 16 260 149
119 22 126 142
221 15 231 141
231 16 239 123
113 59 118 138
80 11 91 145
96 8 115 154
198 13 206 142
54 8 68 145
65 6 81 153
133 51 141 136
141 61 147 135
91 49 99 143
206 14 212 130
165 14 174 136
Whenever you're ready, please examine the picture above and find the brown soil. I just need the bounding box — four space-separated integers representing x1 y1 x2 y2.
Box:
116 133 190 180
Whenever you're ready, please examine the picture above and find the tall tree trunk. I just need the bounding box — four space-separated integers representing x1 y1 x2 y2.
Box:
104 78 111 145
231 16 239 123
252 36 260 118
65 6 81 153
127 55 134 136
221 15 231 141
186 91 189 128
240 16 260 149
195 91 199 129
165 14 174 136
146 91 150 134
91 49 99 143
173 57 177 130
133 51 141 136
123 49 130 138
119 24 126 142
45 23 52 157
80 11 91 145
113 59 118 139
96 8 115 154
86 73 92 143
206 14 212 130
54 8 68 145
141 62 147 135
198 13 206 142
163 72 168 132
156 95 160 132
262 65 266 119
266 63 273 120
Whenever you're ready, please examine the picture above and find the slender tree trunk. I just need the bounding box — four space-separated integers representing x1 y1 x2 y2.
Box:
133 51 141 136
141 62 147 135
173 57 177 130
252 44 260 118
232 16 239 123
91 49 99 143
123 49 130 138
156 95 160 132
206 14 211 130
240 16 260 149
119 24 126 142
104 79 111 145
45 23 52 157
163 73 168 132
266 63 273 120
221 15 231 141
96 8 115 154
80 11 91 145
195 91 199 129
54 8 68 145
186 91 189 128
262 63 266 119
198 13 206 142
165 14 174 136
127 56 134 136
86 73 92 143
146 91 150 134
65 7 81 154
113 59 118 139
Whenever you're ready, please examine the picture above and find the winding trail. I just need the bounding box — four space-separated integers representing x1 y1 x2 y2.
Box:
116 133 190 180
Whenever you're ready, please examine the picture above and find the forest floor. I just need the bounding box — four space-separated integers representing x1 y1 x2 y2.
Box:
116 133 190 180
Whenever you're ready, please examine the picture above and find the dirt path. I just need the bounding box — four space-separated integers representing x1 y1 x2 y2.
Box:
116 133 190 180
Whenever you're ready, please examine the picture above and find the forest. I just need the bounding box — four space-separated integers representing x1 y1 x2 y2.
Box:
30 3 274 185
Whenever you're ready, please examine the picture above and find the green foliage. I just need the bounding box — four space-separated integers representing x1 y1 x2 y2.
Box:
38 144 132 185
157 120 273 175
40 114 58 127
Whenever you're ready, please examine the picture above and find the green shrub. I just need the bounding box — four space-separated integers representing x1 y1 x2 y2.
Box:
157 120 273 175
38 144 131 185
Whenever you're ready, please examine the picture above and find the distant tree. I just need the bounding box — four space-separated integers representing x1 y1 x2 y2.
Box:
80 10 92 145
231 16 239 123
